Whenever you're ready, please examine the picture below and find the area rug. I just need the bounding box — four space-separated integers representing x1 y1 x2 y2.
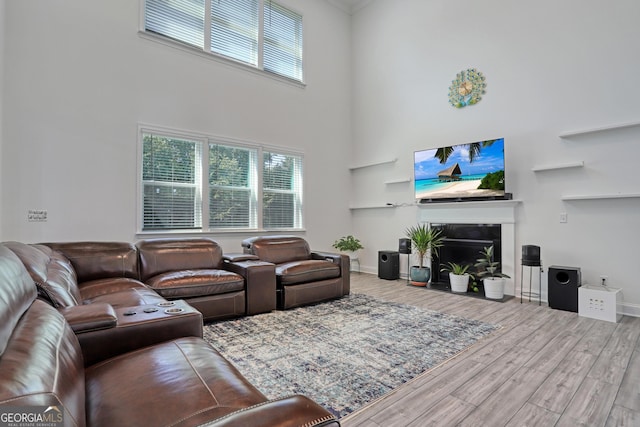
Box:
203 293 498 419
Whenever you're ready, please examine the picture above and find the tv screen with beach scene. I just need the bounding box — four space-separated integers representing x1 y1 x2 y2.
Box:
414 138 506 201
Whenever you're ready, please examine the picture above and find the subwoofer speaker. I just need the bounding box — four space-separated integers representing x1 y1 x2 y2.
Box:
548 265 581 312
399 238 412 255
378 251 400 280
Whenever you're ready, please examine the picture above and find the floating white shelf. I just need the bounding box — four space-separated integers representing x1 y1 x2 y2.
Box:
384 177 411 184
349 204 395 210
561 193 640 201
349 158 397 171
531 161 584 172
559 120 640 138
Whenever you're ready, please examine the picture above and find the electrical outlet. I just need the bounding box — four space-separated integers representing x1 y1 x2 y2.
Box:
28 209 47 222
559 212 568 223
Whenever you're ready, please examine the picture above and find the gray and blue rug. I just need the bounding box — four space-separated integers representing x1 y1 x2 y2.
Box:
203 293 498 418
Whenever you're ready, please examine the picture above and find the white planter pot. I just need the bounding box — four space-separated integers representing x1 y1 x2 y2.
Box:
449 273 469 293
483 277 505 300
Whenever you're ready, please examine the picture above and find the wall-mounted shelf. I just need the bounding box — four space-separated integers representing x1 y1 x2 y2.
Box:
559 120 640 138
349 204 395 210
531 161 584 172
349 158 397 171
561 193 640 201
384 177 411 184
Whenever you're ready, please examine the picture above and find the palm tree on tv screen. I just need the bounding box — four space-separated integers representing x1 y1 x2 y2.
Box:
434 139 500 164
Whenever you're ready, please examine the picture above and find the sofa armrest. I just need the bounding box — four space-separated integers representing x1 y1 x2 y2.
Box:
202 395 339 427
223 259 276 315
223 253 260 262
59 303 117 333
311 252 350 296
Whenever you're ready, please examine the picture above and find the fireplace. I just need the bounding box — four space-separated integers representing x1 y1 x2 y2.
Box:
431 223 501 286
416 200 520 296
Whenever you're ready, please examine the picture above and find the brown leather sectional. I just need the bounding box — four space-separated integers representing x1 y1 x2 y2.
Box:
0 239 341 427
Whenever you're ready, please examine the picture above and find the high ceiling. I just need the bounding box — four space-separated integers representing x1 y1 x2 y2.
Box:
327 0 371 14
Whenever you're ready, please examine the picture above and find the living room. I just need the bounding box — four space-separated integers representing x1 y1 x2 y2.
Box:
0 0 639 424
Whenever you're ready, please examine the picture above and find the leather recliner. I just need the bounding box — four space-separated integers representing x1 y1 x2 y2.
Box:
241 236 350 309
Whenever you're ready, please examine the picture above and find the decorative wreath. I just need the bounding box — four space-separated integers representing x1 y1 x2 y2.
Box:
448 68 486 108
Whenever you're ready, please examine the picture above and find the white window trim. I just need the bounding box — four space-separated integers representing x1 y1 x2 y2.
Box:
138 0 306 88
136 124 305 236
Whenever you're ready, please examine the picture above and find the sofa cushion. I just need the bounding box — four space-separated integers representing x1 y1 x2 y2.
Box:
243 236 311 265
85 337 266 427
137 238 225 282
276 260 341 285
145 270 245 299
5 242 81 308
43 242 139 283
79 278 166 307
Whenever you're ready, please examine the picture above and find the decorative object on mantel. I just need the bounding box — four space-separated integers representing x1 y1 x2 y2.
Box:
448 68 486 108
475 245 510 300
405 224 445 286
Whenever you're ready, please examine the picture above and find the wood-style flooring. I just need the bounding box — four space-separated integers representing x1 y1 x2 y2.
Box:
342 273 640 427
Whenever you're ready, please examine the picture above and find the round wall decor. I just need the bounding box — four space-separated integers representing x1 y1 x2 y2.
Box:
448 68 486 108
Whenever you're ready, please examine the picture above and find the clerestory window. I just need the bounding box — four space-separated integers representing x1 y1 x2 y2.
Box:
144 0 304 82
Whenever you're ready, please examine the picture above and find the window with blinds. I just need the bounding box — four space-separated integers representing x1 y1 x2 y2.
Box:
143 0 303 82
140 128 303 232
263 151 303 229
142 133 202 230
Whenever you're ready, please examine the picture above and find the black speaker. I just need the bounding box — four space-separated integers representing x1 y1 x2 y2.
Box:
548 266 581 312
399 238 412 254
378 251 400 280
522 245 541 266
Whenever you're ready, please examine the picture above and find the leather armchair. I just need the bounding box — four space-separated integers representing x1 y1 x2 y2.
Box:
241 236 350 309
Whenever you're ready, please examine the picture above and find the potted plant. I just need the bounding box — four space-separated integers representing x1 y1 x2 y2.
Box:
405 224 445 286
440 262 473 293
332 235 364 261
474 245 510 299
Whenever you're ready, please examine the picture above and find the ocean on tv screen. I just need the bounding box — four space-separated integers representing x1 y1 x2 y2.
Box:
414 138 505 200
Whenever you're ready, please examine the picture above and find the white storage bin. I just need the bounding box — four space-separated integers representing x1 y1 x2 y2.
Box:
578 284 623 323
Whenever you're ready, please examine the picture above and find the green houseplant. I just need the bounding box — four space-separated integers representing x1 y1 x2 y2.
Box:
474 245 510 299
405 224 445 286
440 261 473 293
332 235 364 253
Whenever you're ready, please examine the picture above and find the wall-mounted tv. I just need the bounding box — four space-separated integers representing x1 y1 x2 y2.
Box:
414 138 508 202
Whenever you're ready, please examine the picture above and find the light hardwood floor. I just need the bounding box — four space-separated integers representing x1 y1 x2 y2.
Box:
342 273 640 427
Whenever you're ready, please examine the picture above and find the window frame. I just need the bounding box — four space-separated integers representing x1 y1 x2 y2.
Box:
139 0 305 87
137 124 305 235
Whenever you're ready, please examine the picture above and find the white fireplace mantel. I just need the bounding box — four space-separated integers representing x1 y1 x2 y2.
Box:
418 200 522 296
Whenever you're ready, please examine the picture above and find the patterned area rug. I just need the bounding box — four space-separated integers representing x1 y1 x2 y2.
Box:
203 293 498 419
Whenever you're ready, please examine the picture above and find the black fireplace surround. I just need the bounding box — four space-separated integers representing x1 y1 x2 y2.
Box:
431 223 501 286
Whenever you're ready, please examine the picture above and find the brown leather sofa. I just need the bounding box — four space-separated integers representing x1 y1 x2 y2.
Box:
0 244 339 427
241 236 350 309
136 238 276 321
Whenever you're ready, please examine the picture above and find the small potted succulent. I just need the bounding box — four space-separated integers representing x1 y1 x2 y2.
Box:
439 262 473 293
474 245 510 299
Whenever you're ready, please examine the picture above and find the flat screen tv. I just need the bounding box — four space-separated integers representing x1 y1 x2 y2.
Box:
414 138 508 202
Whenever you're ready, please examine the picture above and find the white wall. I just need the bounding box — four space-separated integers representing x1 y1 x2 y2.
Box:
0 0 4 239
1 0 353 252
351 0 640 313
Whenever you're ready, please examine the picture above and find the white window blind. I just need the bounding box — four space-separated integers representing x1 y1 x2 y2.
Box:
144 0 303 82
263 1 303 81
142 133 202 230
145 0 205 48
209 143 258 228
263 151 303 229
211 0 259 65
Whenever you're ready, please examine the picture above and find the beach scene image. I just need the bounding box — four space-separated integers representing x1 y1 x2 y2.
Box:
414 138 505 200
